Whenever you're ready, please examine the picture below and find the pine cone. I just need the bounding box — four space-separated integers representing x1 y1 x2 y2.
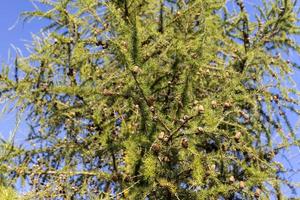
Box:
234 131 242 142
223 102 232 109
181 138 189 148
158 131 165 140
229 175 235 183
196 105 205 114
151 143 161 154
254 188 261 198
239 181 245 189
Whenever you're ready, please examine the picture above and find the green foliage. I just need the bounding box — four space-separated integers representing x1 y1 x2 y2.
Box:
0 139 18 200
0 0 300 199
0 185 18 200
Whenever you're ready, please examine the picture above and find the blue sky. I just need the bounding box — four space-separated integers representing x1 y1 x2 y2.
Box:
0 1 45 143
0 0 42 58
0 0 299 198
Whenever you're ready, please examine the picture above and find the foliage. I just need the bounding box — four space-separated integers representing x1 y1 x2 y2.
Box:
0 186 18 200
0 138 18 199
0 0 300 199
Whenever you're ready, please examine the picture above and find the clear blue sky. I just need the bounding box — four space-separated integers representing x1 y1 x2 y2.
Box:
0 0 44 142
0 0 299 198
0 0 43 58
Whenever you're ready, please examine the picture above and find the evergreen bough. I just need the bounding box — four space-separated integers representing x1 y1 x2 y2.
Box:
0 0 300 199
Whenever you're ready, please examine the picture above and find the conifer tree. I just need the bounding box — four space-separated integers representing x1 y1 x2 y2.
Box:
0 0 300 199
0 139 18 199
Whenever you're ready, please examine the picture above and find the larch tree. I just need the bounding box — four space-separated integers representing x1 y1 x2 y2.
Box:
0 0 300 199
